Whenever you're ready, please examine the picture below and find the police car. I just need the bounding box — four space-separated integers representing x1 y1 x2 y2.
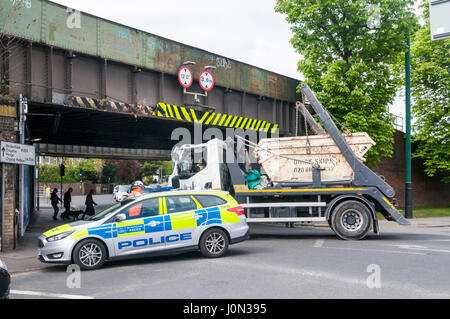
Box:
0 258 10 299
38 190 249 270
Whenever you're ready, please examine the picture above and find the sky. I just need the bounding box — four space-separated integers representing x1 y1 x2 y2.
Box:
51 0 302 80
50 0 415 128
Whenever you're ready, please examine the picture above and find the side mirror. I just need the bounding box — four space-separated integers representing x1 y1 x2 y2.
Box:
114 213 126 222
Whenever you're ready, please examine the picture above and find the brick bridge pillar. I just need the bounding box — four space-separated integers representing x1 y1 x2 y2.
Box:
0 104 18 251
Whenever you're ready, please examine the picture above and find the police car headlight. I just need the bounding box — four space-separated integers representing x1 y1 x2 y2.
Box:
47 232 74 242
0 259 7 271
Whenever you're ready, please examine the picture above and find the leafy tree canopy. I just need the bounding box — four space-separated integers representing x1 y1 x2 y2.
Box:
276 0 418 166
139 161 173 184
410 1 450 182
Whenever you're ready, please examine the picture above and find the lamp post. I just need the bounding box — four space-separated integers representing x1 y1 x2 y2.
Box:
405 37 413 219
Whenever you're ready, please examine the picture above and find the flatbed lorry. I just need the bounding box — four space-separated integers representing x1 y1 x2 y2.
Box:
168 84 410 240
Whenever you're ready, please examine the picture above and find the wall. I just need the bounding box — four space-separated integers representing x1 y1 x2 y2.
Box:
39 182 114 197
0 105 18 250
373 131 450 207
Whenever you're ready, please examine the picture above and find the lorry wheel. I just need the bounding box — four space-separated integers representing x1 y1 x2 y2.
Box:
328 219 334 231
330 200 372 240
200 228 229 258
73 239 107 270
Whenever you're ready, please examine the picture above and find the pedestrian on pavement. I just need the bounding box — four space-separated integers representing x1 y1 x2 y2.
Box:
51 188 62 221
62 188 73 219
81 189 97 220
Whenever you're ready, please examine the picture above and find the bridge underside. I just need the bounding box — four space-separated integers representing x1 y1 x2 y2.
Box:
35 143 171 161
27 101 278 160
28 101 183 151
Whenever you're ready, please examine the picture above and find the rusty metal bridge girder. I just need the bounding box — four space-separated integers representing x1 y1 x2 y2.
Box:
1 38 300 135
1 39 301 135
0 1 300 100
35 143 171 161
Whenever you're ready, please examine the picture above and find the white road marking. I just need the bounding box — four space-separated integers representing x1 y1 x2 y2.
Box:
11 269 47 278
313 239 325 248
10 290 94 299
394 244 429 250
319 245 427 256
392 244 450 254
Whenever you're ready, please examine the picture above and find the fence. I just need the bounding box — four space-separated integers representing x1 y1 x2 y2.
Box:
38 183 114 197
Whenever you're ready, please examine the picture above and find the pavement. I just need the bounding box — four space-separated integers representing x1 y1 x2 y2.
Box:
1 195 449 275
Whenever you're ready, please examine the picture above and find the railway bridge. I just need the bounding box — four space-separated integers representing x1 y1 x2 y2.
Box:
0 0 302 156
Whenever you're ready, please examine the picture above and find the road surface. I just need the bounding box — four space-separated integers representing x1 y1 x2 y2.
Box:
9 220 450 299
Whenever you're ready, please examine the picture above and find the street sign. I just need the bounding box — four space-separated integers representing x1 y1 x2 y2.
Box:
199 70 215 91
430 0 450 40
0 141 35 166
178 66 193 88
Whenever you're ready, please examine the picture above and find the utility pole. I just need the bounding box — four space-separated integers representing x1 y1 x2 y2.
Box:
18 95 27 236
405 37 413 219
79 168 83 195
60 162 65 207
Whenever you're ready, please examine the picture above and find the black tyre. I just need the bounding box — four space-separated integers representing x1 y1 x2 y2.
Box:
199 228 229 258
73 239 107 270
327 219 334 231
330 200 372 240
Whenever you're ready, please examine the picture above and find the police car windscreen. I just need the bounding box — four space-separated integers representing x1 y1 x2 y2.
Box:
88 202 121 221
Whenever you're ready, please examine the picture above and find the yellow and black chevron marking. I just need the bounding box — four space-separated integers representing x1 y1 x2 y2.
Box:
70 96 279 133
153 102 279 133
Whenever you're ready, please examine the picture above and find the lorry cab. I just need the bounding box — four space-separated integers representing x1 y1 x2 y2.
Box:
168 139 230 191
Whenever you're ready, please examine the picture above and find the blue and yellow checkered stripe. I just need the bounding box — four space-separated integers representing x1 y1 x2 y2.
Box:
74 207 240 240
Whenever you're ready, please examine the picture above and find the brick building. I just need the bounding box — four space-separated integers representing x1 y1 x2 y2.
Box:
374 130 450 207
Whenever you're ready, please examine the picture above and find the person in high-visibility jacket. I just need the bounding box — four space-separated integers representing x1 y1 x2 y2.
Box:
129 181 144 197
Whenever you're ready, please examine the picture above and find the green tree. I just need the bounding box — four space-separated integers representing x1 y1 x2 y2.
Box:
38 159 104 183
410 1 450 183
39 164 60 183
275 0 418 166
39 164 80 183
79 159 103 183
101 162 120 184
139 161 173 184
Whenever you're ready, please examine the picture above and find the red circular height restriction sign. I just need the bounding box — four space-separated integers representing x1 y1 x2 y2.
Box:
199 70 215 91
178 66 193 88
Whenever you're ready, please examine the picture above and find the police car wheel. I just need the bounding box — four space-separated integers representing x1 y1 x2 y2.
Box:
200 229 229 258
73 239 107 270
